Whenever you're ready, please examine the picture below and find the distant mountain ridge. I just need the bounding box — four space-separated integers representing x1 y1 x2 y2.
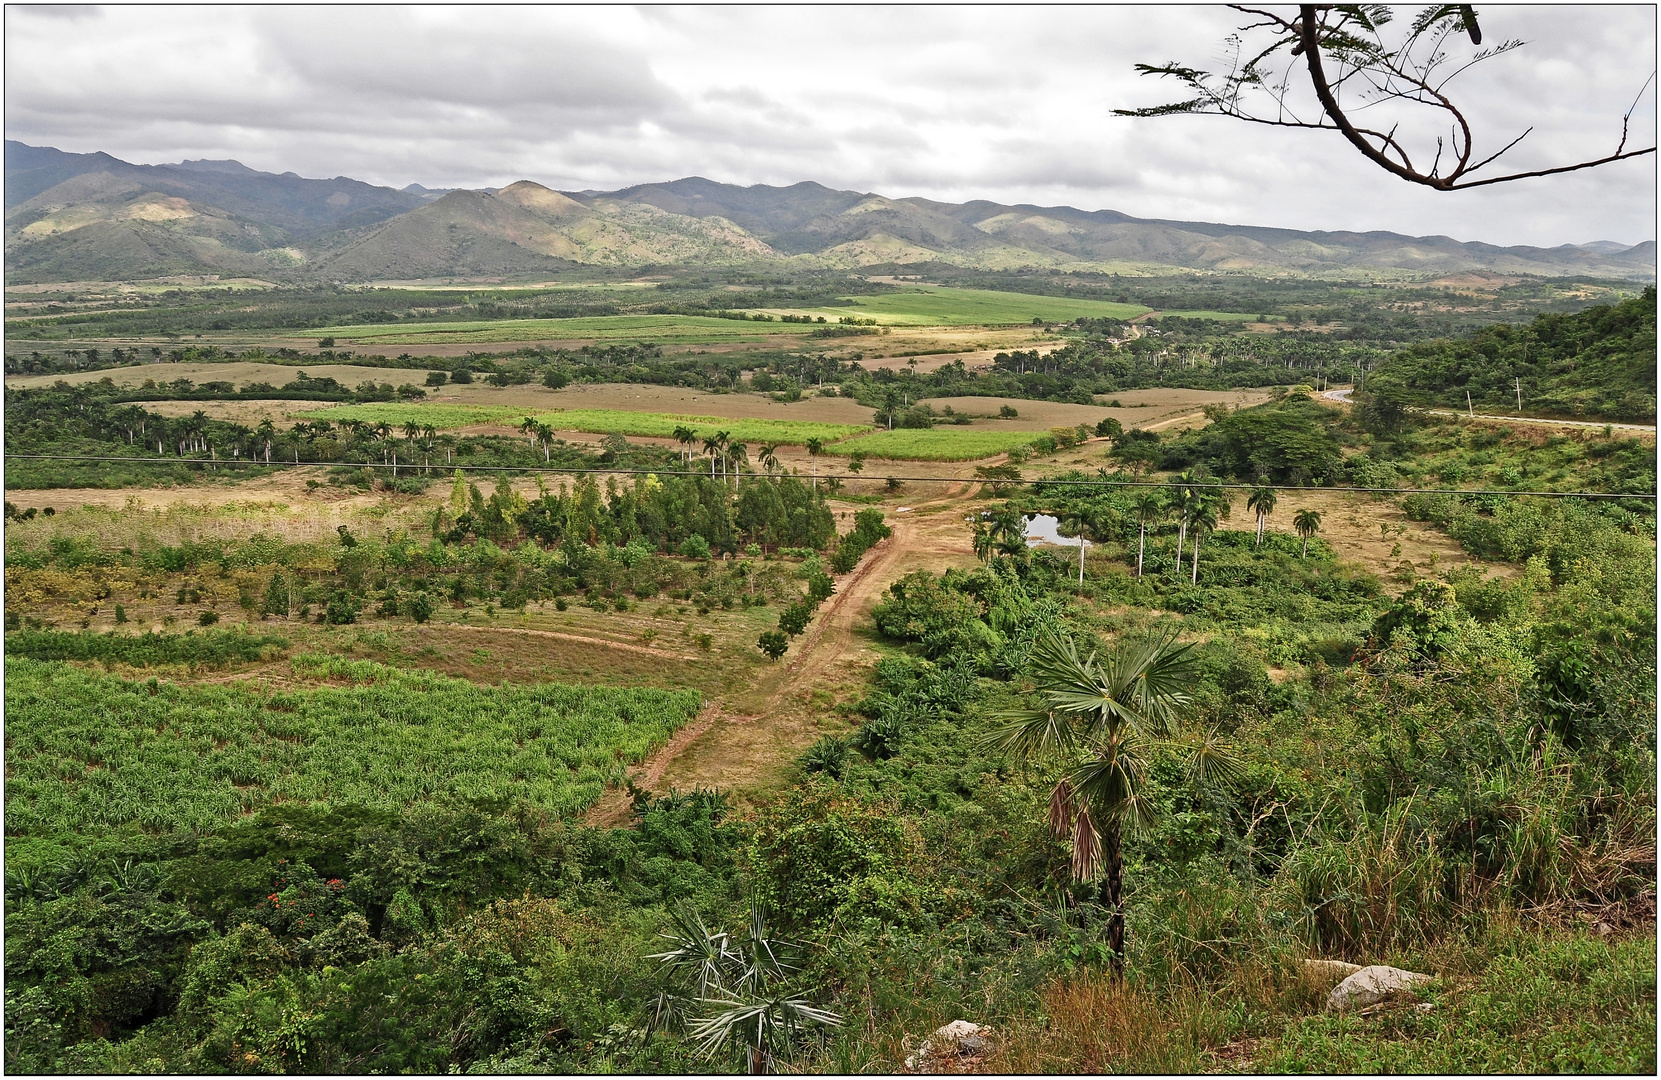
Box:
5 141 1654 284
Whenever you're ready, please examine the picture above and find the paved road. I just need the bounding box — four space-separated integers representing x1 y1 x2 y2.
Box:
1321 386 1654 434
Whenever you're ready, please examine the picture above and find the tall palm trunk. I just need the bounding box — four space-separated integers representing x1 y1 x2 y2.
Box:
1078 537 1086 585
1104 825 1125 980
1137 524 1146 578
1175 516 1187 573
1191 532 1202 585
1255 512 1264 547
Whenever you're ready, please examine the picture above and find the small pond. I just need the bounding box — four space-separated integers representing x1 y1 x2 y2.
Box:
1023 514 1090 549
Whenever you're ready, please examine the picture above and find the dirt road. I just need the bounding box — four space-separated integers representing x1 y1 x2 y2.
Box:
583 485 981 824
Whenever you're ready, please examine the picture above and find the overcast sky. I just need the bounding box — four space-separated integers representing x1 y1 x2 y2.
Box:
6 4 1656 247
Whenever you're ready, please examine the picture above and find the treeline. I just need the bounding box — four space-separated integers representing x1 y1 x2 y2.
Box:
1361 288 1657 422
2 381 670 491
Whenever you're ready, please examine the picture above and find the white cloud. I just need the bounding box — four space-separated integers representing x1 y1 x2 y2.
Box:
4 4 1654 246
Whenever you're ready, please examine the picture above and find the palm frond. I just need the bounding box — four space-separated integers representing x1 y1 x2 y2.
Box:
1047 778 1077 839
1070 807 1102 881
983 708 1078 759
1181 728 1247 790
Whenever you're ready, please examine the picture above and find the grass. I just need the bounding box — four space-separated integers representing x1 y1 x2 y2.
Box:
982 928 1656 1074
302 402 527 428
309 314 823 345
828 427 1043 460
789 287 1151 326
305 402 872 445
3 655 703 835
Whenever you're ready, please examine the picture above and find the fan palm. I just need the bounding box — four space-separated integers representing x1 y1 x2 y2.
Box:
1246 484 1277 547
985 630 1238 978
1294 507 1323 557
649 902 840 1074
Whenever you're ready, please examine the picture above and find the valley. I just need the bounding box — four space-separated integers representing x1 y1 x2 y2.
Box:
4 141 1655 1075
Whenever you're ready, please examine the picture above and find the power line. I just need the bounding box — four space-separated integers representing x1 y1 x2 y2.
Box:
4 453 1655 501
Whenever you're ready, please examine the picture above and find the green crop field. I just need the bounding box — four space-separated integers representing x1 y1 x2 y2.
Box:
828 427 1043 461
310 314 822 345
532 409 870 446
303 402 527 428
308 402 871 445
789 287 1152 326
4 655 702 844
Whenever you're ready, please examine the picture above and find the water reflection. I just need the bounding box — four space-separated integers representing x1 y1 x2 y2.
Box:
1023 514 1089 549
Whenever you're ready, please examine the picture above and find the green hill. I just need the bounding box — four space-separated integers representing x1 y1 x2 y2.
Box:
1362 288 1656 423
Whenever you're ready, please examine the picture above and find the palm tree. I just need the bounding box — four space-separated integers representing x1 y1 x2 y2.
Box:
1293 507 1323 558
986 631 1237 979
1132 490 1164 579
1247 484 1277 548
714 430 732 481
534 423 555 462
402 420 422 445
703 433 724 478
650 902 841 1074
728 442 749 485
519 416 540 445
1059 511 1096 586
968 514 994 565
1188 496 1221 586
758 443 780 474
674 425 698 468
804 438 824 489
1168 473 1198 575
989 504 1028 561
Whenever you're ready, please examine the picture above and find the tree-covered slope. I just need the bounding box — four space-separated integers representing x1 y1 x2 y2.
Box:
1364 288 1656 422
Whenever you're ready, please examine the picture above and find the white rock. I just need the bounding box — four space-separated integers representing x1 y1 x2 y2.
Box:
1300 958 1363 986
932 1020 987 1044
1326 965 1432 1010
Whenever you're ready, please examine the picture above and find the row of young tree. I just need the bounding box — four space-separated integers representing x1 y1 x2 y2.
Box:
439 470 839 556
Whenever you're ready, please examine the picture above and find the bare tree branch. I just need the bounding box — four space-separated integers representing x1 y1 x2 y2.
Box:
1114 4 1656 191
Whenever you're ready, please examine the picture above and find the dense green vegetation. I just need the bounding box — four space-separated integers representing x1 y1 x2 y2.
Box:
8 438 1652 1069
1362 288 1657 422
4 276 1655 1073
2 380 673 490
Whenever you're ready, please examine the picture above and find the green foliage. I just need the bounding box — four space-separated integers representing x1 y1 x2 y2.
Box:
3 628 288 669
757 630 789 661
4 657 703 838
1158 397 1347 484
1364 288 1657 421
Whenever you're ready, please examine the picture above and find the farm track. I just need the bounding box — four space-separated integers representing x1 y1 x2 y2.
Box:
585 481 981 825
430 621 704 661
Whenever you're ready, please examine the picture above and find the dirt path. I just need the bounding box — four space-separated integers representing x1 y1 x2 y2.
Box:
584 484 982 823
433 620 703 661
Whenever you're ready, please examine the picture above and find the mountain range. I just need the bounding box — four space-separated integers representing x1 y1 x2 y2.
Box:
5 141 1655 284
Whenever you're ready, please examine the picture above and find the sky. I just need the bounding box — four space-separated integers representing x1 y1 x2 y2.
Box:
5 4 1656 247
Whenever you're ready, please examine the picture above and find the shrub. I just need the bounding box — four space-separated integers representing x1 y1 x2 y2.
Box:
757 630 789 660
197 611 220 627
409 592 435 624
800 735 849 778
325 590 359 625
778 602 812 637
678 534 712 560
